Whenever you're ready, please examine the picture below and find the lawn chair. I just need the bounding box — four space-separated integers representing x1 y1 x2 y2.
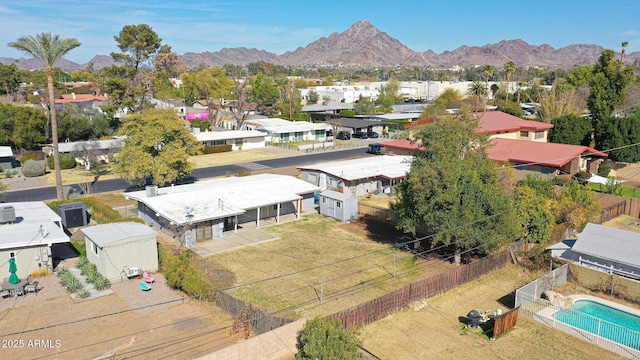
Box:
139 282 152 291
143 272 155 283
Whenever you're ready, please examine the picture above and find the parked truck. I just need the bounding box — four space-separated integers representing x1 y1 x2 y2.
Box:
366 143 387 155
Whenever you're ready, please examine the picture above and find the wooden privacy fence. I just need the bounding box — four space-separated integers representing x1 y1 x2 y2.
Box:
599 200 626 223
328 242 523 330
215 290 293 335
492 307 519 339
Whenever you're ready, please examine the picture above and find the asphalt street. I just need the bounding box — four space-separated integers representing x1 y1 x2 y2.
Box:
3 147 372 202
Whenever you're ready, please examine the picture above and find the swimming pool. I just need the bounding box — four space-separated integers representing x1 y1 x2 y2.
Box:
553 299 640 350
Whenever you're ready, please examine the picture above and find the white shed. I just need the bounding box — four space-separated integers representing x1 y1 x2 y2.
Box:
82 222 158 282
318 190 358 223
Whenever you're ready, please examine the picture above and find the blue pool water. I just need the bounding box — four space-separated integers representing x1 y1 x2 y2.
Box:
553 300 640 350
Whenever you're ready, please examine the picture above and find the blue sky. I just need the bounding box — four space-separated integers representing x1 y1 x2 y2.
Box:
1 0 639 64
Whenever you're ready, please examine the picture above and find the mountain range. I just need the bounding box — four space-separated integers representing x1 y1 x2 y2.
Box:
2 20 637 71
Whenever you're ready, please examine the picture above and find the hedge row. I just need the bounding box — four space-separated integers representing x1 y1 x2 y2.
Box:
158 246 215 298
48 197 145 225
203 144 233 154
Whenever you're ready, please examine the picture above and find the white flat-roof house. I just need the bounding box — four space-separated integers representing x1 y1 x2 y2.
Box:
192 129 267 150
82 222 158 282
0 202 70 279
242 118 331 144
42 138 122 169
298 155 413 197
124 174 320 247
0 146 14 170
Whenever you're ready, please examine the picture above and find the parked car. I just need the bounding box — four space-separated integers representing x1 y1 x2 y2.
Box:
352 131 368 139
366 131 379 138
336 131 351 140
366 143 387 155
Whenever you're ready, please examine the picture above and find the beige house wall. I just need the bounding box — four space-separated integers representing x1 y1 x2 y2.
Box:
0 245 51 279
86 235 158 282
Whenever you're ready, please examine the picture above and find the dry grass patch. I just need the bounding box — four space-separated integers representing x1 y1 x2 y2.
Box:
360 265 623 360
44 164 118 185
189 149 277 167
209 214 423 318
359 195 395 209
603 214 640 233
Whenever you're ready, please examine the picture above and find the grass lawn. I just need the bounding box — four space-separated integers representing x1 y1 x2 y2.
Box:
589 182 638 198
359 195 396 209
360 265 624 360
188 149 277 167
208 214 428 319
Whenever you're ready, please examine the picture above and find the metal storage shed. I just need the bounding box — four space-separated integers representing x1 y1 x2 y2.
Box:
318 190 358 223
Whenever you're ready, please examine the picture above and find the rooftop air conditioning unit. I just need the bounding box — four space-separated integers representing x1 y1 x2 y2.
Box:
0 205 16 223
125 267 139 278
146 185 158 197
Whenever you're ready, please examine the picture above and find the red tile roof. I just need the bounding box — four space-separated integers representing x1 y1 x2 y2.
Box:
381 138 607 168
403 111 553 134
478 111 553 134
55 94 107 103
486 138 607 167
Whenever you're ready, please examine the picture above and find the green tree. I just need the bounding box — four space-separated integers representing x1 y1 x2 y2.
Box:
467 81 487 113
595 116 640 162
587 49 634 126
8 32 81 200
548 181 600 230
307 90 320 105
549 114 593 146
0 63 21 98
295 317 361 360
114 108 203 186
566 66 594 88
183 67 233 127
111 24 165 75
11 107 47 149
393 115 516 264
420 88 463 117
353 95 375 115
537 85 579 123
250 74 280 115
376 78 402 107
512 186 554 243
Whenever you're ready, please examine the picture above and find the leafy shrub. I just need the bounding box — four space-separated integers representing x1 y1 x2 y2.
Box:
56 267 70 277
64 274 83 293
30 268 52 277
47 153 78 170
295 317 362 360
76 256 88 269
93 275 111 291
21 159 46 177
20 153 40 163
598 164 611 177
203 145 233 154
77 288 91 299
84 267 98 283
3 169 18 178
159 246 214 296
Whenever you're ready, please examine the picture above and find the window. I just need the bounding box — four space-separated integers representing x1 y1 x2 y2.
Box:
273 204 278 211
295 132 304 141
308 173 318 184
329 178 339 188
235 138 243 146
196 222 213 241
91 242 98 256
315 130 324 139
520 131 529 138
535 131 545 139
280 133 290 142
322 197 326 203
337 201 342 208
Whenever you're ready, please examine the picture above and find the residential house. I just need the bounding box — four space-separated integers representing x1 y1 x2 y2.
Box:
124 174 320 247
385 111 605 179
242 118 332 144
548 223 640 279
298 155 413 196
82 222 158 282
42 138 122 169
0 146 14 170
192 129 266 150
0 202 70 279
328 117 394 136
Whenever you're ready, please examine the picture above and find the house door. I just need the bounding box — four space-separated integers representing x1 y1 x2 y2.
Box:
195 221 213 241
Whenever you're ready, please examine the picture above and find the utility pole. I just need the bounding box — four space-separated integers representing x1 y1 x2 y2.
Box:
289 79 293 120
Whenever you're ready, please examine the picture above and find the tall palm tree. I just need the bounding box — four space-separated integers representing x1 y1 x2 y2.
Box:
467 81 487 113
504 61 516 99
9 33 81 200
482 65 494 111
621 41 629 63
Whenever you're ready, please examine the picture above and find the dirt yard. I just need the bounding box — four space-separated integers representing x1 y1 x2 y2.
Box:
359 265 625 360
0 274 241 359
